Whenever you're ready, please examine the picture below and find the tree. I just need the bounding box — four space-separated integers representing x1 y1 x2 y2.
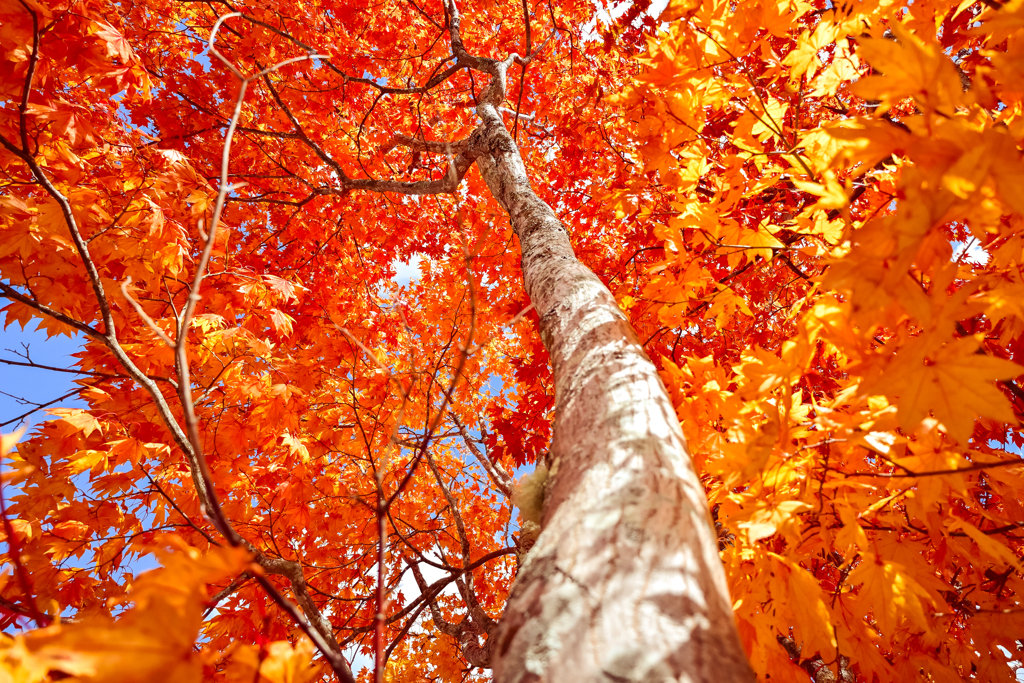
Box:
1 0 1024 682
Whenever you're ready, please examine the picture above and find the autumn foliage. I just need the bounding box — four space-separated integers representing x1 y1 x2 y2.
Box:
2 0 1024 679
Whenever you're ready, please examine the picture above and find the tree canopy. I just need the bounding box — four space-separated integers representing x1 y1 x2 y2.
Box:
1 0 1024 680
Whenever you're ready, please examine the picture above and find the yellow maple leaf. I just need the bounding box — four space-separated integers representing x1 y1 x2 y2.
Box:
738 220 786 261
0 542 250 683
851 25 964 114
794 210 844 245
809 39 861 98
975 0 1024 45
750 97 789 144
783 21 838 82
736 499 811 542
771 554 837 658
875 336 1022 443
817 117 909 175
223 639 323 683
792 171 848 211
1 428 25 459
848 558 935 636
281 431 311 463
708 284 754 329
834 502 869 553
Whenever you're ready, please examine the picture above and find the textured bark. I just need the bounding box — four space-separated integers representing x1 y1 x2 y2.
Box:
472 79 753 683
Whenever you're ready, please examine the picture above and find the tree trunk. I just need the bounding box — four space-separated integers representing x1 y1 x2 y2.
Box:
473 85 753 683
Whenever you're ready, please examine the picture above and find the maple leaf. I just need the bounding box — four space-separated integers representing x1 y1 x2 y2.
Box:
735 499 811 542
852 26 965 114
809 40 860 98
269 309 295 337
771 554 837 658
222 639 323 683
948 519 1024 574
783 21 838 82
975 0 1024 45
707 284 754 329
91 21 134 63
848 558 936 636
263 275 304 303
872 336 1022 444
749 97 788 144
792 172 847 212
0 429 25 459
738 220 786 261
281 431 310 463
47 409 102 439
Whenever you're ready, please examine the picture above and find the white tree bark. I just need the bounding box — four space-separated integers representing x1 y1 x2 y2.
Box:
472 70 754 683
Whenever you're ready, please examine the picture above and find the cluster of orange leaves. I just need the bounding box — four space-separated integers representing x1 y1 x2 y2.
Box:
0 0 603 679
0 449 302 683
611 0 1024 679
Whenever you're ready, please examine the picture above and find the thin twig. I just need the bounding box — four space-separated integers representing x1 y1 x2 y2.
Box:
0 390 80 428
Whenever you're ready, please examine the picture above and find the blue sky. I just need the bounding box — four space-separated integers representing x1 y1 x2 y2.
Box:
0 324 84 434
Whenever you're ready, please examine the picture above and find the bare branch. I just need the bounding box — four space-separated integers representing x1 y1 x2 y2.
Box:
0 390 81 428
0 283 103 340
142 470 218 545
381 134 470 156
205 572 251 616
409 561 461 637
0 356 175 386
449 411 512 498
423 448 494 632
15 0 40 155
849 457 1024 478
